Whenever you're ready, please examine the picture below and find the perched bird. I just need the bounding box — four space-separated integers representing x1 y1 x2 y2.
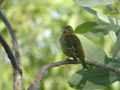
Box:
59 25 88 69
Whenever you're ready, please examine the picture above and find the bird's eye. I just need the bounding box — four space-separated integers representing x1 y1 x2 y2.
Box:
63 29 68 33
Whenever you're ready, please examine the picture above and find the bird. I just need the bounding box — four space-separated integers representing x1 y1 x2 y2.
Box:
59 25 88 69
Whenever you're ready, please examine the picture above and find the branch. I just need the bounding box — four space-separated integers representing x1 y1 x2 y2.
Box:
27 59 120 90
0 11 21 66
0 34 22 75
0 11 22 90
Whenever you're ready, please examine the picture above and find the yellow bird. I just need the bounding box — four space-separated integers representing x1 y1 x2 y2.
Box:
59 25 88 69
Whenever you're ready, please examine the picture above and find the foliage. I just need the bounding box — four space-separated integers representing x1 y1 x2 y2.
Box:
68 0 120 90
0 0 120 90
68 67 119 90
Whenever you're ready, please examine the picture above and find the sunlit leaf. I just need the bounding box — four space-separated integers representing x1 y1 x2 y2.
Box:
73 0 119 7
113 31 120 58
83 7 120 25
109 31 117 42
78 35 105 63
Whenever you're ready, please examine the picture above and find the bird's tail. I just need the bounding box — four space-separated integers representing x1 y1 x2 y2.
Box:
81 60 88 69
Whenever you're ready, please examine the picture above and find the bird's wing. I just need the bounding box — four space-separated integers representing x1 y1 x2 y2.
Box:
70 34 85 60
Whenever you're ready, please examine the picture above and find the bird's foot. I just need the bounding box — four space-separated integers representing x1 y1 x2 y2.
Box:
65 57 70 61
73 58 77 61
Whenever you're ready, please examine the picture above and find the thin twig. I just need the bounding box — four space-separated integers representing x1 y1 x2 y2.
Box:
0 11 22 90
27 59 120 90
0 34 22 75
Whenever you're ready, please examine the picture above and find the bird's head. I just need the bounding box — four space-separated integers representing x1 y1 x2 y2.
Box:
63 25 74 33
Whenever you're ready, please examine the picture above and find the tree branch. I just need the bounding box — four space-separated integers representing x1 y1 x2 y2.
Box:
0 11 22 90
0 34 22 75
27 59 120 90
0 11 21 66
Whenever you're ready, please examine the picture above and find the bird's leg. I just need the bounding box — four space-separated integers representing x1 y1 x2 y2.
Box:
66 57 70 61
73 57 77 61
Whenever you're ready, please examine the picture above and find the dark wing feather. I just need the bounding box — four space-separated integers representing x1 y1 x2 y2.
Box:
62 34 77 58
71 34 85 60
63 33 85 60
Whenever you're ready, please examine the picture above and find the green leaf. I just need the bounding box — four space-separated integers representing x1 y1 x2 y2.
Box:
68 67 119 90
105 5 119 14
78 35 105 63
75 21 109 37
113 31 120 58
83 7 120 27
109 31 117 42
82 7 97 15
109 58 120 68
73 0 119 7
75 18 120 37
96 12 119 24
